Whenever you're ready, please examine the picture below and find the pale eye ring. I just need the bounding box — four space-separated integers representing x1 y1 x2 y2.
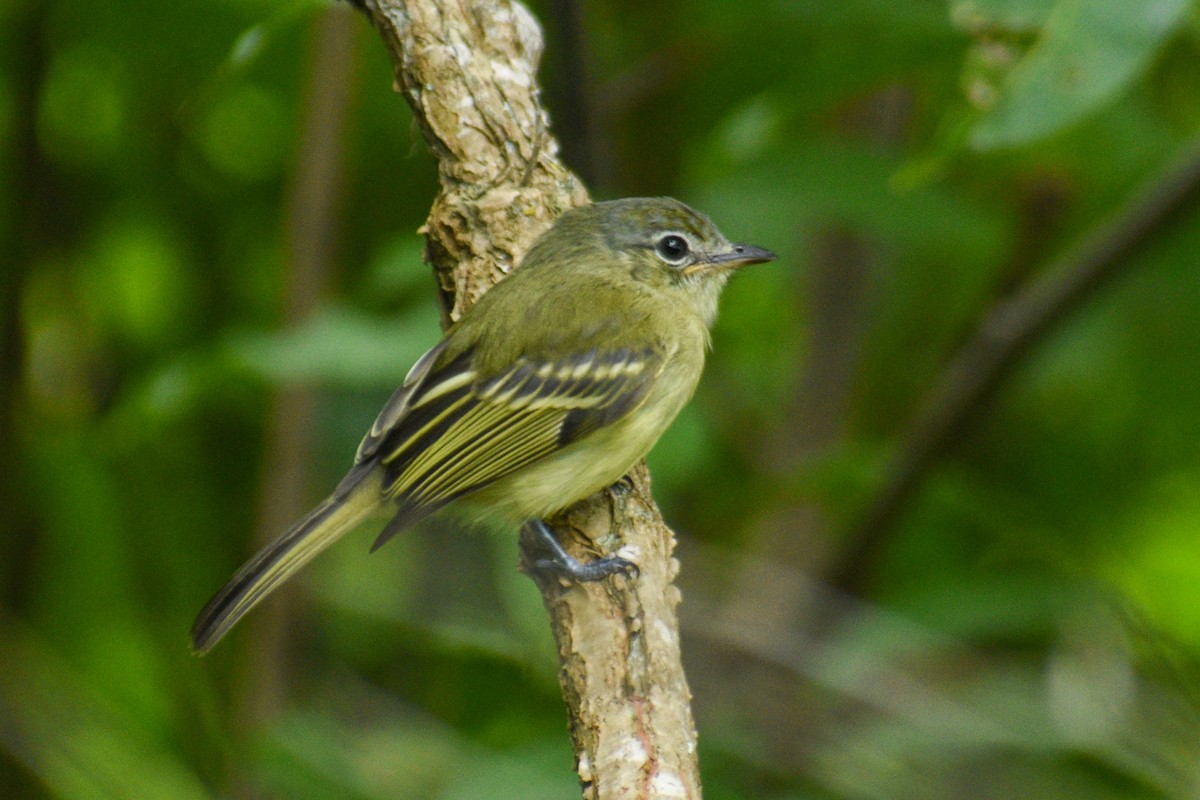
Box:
654 234 691 265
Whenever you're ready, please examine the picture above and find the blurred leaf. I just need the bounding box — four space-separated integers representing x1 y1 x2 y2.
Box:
77 214 198 347
229 24 269 66
1109 473 1200 650
0 626 209 800
950 0 1056 32
196 82 290 182
226 303 441 387
711 93 784 165
969 0 1192 150
693 137 1006 264
260 708 459 800
220 0 332 71
36 43 126 170
26 428 137 634
259 702 575 800
361 233 432 302
436 738 576 800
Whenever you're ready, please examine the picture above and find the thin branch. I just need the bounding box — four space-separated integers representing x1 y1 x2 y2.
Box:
0 3 51 614
832 138 1200 595
543 0 606 188
234 2 360 759
352 2 702 797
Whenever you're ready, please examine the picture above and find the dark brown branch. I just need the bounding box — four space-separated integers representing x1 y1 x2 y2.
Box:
234 1 360 755
543 0 604 187
832 138 1200 595
352 2 702 797
0 4 53 616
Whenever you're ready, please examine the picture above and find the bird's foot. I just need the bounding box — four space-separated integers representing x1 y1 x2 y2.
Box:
522 519 639 582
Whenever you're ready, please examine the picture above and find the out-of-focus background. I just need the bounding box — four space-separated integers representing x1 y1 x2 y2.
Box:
4 0 1200 797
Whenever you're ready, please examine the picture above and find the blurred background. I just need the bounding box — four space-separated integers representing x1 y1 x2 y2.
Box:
4 0 1200 797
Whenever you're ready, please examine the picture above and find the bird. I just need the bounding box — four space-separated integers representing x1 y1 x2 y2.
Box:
191 196 775 653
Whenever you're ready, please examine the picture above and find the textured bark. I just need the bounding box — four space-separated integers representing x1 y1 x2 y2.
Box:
353 2 702 797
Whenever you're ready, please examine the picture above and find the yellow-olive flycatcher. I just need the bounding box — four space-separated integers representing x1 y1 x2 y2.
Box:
191 197 774 653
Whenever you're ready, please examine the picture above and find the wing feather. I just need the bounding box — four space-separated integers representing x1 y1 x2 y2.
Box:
416 409 561 500
356 340 461 463
367 346 660 550
393 395 558 503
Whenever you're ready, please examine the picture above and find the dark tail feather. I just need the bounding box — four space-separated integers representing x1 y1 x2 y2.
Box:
191 477 379 654
368 496 452 552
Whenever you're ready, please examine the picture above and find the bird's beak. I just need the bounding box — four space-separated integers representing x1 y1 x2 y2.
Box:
683 243 777 276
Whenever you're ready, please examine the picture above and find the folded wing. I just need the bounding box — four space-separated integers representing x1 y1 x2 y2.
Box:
366 346 659 549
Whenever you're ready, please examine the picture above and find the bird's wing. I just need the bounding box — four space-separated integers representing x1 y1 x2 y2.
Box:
354 338 451 464
366 345 660 549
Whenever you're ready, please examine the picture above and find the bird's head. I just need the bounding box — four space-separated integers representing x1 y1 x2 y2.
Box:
531 197 776 327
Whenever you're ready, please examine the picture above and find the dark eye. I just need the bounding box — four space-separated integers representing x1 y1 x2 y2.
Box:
655 234 690 264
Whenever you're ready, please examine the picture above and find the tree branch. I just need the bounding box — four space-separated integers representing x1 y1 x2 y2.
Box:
352 2 701 797
236 2 360 747
831 138 1200 595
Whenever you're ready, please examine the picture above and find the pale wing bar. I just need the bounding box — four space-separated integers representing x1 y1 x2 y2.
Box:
367 347 657 550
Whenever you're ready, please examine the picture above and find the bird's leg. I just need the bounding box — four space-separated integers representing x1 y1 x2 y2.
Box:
605 474 634 517
522 519 638 582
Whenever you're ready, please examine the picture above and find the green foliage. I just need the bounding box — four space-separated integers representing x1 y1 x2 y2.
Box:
228 302 441 386
5 0 1200 798
959 0 1193 150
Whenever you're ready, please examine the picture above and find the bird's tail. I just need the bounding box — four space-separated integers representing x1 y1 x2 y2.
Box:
190 475 380 654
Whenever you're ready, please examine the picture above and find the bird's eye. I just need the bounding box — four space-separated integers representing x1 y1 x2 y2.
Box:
654 234 691 265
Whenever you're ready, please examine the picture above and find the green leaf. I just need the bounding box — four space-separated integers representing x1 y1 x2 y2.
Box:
259 709 460 800
226 303 442 388
0 629 210 800
970 0 1192 150
362 234 431 301
950 0 1056 33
